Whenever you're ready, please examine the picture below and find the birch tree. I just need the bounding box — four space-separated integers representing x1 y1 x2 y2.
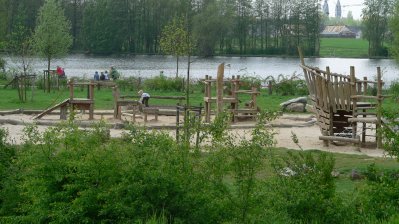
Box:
33 0 72 92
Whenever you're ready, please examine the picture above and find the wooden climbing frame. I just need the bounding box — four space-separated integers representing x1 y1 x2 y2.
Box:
203 63 260 123
299 49 385 148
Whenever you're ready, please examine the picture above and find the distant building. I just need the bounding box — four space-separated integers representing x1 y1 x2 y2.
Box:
320 25 356 38
323 0 329 16
335 0 342 18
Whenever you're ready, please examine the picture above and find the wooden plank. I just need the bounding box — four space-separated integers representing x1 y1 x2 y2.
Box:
33 99 70 119
319 136 360 143
216 63 224 114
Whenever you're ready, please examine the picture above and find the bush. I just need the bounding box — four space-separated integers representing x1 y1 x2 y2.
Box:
115 76 143 91
144 74 184 91
357 164 399 221
267 150 349 223
273 74 309 96
0 58 5 72
389 80 399 102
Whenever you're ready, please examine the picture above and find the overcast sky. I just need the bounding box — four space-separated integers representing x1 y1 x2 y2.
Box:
327 0 364 19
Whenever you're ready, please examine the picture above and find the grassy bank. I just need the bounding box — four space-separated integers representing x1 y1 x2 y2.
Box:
320 38 369 58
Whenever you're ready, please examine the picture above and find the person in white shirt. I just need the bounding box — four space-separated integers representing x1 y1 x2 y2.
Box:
138 90 150 107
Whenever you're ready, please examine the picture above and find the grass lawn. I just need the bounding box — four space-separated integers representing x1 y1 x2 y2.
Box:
0 86 294 112
320 38 369 58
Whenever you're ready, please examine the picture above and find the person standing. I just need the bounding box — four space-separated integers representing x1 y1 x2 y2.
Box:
110 66 120 80
104 70 110 80
94 71 100 81
138 90 150 107
100 72 105 81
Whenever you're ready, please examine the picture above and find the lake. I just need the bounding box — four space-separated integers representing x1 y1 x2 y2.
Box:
4 54 399 84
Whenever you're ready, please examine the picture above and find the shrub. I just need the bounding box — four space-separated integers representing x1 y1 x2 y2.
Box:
357 164 399 221
267 150 347 223
0 57 5 72
115 76 143 91
381 107 399 158
273 73 309 96
389 80 399 102
144 74 184 91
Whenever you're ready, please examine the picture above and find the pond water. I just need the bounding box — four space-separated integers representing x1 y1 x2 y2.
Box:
4 54 399 84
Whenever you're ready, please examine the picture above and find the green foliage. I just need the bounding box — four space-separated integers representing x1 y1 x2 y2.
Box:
160 17 191 76
267 150 352 223
193 1 227 56
390 0 399 61
114 76 142 91
381 106 399 158
1 111 399 222
362 0 391 57
0 57 5 72
358 164 399 220
33 0 72 92
33 0 72 60
272 74 309 96
160 17 191 58
144 75 184 92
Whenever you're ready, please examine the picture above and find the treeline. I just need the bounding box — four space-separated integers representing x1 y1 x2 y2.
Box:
0 0 321 56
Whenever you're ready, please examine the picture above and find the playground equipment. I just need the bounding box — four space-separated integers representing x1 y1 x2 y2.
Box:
112 86 142 121
203 63 260 123
113 86 186 122
34 79 96 120
299 51 385 148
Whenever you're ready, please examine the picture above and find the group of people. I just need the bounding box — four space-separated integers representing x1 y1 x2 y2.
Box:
93 66 120 81
93 70 110 81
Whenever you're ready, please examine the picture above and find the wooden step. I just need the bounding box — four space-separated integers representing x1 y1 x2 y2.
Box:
348 117 378 123
319 135 360 143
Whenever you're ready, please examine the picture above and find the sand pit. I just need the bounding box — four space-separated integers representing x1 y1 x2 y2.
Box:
0 111 389 158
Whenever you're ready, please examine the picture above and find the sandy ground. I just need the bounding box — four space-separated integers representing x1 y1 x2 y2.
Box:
0 111 389 158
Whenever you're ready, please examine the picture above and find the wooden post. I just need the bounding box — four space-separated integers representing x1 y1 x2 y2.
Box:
60 105 67 120
326 66 332 147
216 63 224 115
376 67 382 148
88 81 94 120
362 77 367 144
112 86 120 119
251 87 257 108
350 66 357 141
69 79 74 100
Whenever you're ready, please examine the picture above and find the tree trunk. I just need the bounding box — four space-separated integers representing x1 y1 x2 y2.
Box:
47 57 51 93
176 56 179 78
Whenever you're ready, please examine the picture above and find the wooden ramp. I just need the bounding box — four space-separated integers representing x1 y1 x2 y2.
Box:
33 99 70 119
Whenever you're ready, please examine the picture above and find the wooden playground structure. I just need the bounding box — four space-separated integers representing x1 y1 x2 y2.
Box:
299 51 385 148
203 63 260 122
34 79 96 120
33 63 261 125
112 86 186 122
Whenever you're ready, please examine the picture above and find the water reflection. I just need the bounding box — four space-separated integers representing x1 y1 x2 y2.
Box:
4 54 399 83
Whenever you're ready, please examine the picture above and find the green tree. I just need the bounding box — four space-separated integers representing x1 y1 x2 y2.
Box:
32 0 72 93
160 17 190 77
7 3 33 75
362 0 392 57
390 0 399 60
193 1 227 56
